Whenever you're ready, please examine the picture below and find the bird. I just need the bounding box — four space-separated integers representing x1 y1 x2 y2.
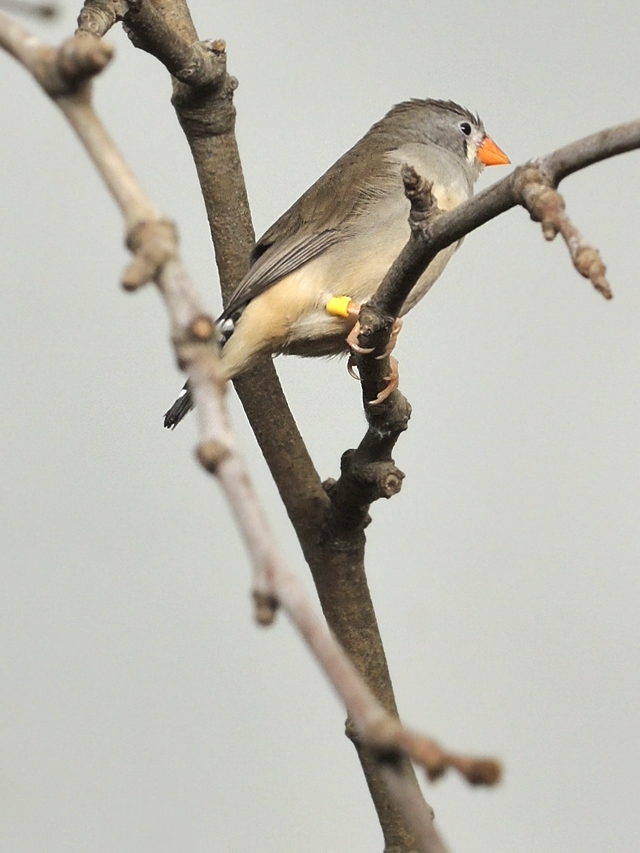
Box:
164 98 509 428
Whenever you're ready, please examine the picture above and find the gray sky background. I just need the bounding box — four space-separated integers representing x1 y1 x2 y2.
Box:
1 2 639 851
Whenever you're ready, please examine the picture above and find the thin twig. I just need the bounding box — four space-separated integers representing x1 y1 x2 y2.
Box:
0 0 57 18
513 167 611 298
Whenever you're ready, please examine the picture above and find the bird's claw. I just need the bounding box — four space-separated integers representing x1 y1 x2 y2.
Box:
346 320 375 354
368 357 399 406
346 316 403 403
346 311 403 358
347 355 360 381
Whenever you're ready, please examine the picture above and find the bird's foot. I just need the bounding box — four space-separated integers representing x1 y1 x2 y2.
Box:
368 356 399 406
328 297 401 401
346 319 376 354
326 297 376 355
346 352 400 404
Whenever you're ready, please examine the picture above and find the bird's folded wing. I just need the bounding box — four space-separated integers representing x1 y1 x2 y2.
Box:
220 229 342 320
220 139 399 320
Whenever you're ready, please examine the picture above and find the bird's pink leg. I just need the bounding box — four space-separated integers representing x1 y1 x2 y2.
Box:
325 296 402 401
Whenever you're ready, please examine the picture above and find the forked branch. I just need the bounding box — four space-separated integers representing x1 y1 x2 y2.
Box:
4 6 638 851
0 15 496 852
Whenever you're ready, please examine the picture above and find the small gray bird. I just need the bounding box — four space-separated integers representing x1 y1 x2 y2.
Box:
165 98 509 427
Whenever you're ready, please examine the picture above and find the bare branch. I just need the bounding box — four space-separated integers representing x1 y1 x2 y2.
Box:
9 16 634 846
325 164 441 531
541 119 640 183
110 6 444 846
367 118 640 327
0 11 111 89
380 767 451 853
513 168 611 298
0 16 484 850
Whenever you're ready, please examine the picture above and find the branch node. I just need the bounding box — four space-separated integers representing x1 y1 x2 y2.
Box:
76 0 127 38
380 468 404 497
449 755 502 787
56 33 113 88
340 451 406 500
176 40 227 88
123 219 177 289
252 590 279 626
574 246 611 298
196 438 232 473
207 37 226 55
513 166 564 237
189 313 216 342
358 460 405 499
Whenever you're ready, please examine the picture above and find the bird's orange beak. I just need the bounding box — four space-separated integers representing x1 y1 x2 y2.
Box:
478 135 510 166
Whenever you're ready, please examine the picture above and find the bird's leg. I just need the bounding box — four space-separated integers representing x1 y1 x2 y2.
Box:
348 345 400 404
325 296 402 402
325 296 402 355
326 296 375 354
345 307 376 355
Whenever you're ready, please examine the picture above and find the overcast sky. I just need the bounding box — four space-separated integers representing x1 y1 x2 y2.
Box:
1 1 639 851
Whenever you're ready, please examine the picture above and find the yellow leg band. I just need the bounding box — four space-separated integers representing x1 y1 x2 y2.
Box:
326 296 353 318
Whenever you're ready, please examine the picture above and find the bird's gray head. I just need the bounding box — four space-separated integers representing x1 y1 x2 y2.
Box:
371 98 491 177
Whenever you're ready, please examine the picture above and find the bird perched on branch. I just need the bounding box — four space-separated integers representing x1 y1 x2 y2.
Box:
164 98 509 428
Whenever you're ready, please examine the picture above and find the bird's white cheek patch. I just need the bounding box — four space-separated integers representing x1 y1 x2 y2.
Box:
466 129 484 163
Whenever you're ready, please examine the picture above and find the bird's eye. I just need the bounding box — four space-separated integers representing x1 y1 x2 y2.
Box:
458 121 472 137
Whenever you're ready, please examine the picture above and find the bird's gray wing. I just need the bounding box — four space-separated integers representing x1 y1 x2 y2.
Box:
220 133 399 320
220 229 342 320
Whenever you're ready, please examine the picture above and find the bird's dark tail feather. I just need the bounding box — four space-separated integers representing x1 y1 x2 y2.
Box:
163 382 194 429
164 311 237 429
